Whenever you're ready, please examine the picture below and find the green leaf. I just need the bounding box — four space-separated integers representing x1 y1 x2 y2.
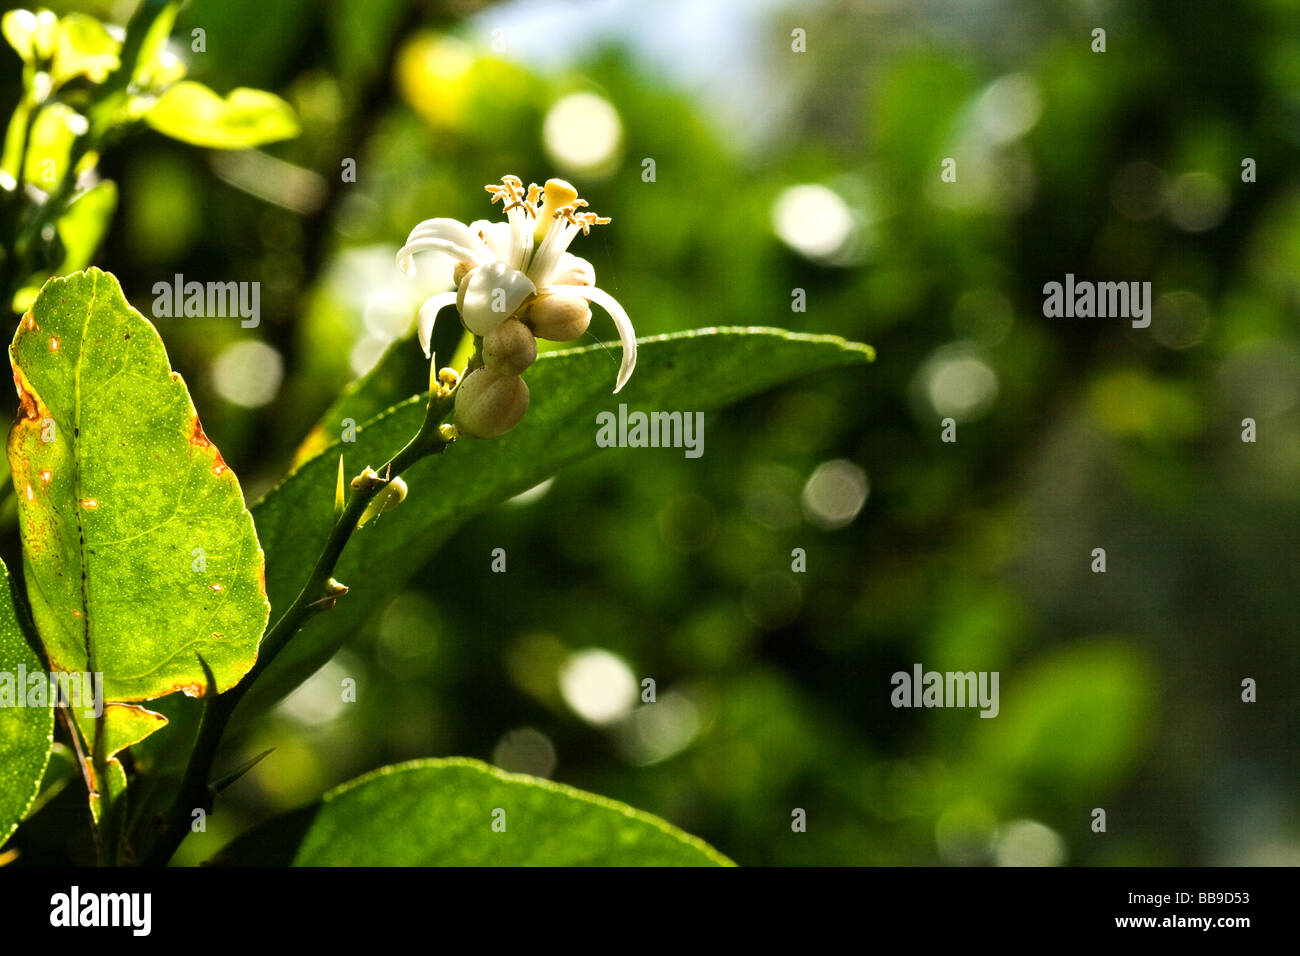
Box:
2 10 35 63
0 557 54 849
21 103 83 193
7 268 270 705
51 13 121 87
73 702 167 762
1 102 31 183
287 333 430 469
126 1 182 88
145 81 300 149
1 9 56 64
11 180 119 313
53 179 117 273
213 758 733 866
242 327 873 713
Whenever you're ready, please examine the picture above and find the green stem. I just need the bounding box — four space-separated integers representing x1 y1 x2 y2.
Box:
140 392 455 866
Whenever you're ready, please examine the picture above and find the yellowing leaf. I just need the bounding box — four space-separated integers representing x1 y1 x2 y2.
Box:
7 269 270 705
145 81 300 149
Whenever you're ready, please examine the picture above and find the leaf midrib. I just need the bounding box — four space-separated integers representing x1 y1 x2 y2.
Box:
71 271 98 678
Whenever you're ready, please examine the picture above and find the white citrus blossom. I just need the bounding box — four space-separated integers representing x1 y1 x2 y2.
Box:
397 175 636 393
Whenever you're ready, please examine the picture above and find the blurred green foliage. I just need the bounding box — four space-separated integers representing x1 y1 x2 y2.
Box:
4 0 1297 866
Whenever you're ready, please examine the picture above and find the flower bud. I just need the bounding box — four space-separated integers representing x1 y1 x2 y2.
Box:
523 294 591 342
454 368 530 438
482 318 537 374
553 259 595 287
349 466 382 492
358 476 407 527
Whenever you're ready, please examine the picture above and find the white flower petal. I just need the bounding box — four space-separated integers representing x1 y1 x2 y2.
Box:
526 220 580 287
462 261 536 336
540 283 636 393
416 290 459 360
470 219 512 262
397 218 492 275
506 205 535 273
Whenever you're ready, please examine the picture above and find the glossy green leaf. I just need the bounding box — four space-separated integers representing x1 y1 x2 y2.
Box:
145 81 300 149
214 758 733 866
242 327 874 713
73 701 167 762
0 558 54 849
7 268 270 706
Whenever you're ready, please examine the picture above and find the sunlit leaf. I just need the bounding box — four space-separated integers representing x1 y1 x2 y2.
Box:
51 13 121 87
0 103 30 183
73 702 167 763
0 558 53 849
213 758 733 866
53 179 117 273
127 1 182 88
10 179 121 311
1 9 57 64
21 103 83 193
145 81 300 149
7 268 270 706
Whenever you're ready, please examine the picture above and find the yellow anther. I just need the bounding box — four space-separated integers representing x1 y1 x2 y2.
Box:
575 211 610 235
438 367 460 387
486 175 526 208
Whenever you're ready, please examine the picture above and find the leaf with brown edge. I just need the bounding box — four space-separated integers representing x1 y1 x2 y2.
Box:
73 702 168 763
6 269 270 714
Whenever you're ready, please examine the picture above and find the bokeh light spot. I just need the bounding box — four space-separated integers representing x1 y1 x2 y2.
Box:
801 459 869 530
1166 171 1229 232
542 92 623 176
559 648 638 725
994 819 1067 866
212 340 283 408
772 184 855 262
492 727 558 778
